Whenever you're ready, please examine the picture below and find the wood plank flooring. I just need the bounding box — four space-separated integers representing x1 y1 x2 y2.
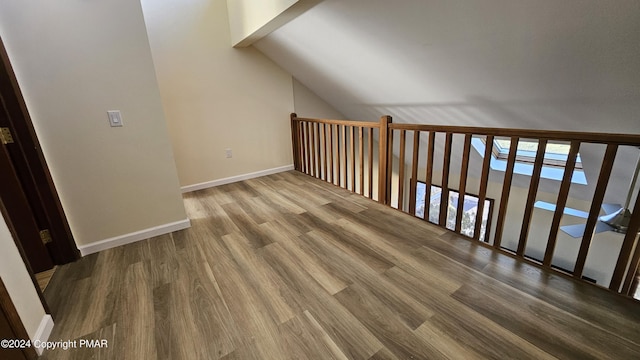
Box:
42 171 640 359
36 267 57 292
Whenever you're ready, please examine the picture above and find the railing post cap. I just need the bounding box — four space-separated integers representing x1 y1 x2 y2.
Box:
380 115 392 123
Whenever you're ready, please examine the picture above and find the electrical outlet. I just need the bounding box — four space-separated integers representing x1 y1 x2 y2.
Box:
225 148 232 158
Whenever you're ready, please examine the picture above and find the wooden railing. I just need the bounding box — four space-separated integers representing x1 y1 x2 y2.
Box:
291 113 640 297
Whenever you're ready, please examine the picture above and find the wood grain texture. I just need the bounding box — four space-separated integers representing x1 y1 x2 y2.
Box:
439 133 452 226
493 136 519 248
474 134 493 241
517 138 547 255
387 122 640 145
368 127 374 199
455 134 471 233
574 144 617 277
397 130 406 211
378 116 391 204
358 127 364 196
544 140 580 266
408 131 420 215
424 131 435 221
41 171 640 359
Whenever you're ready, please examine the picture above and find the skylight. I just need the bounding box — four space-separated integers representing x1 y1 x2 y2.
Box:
471 137 587 185
491 139 583 169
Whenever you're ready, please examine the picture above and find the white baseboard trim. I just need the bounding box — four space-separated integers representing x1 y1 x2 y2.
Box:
33 314 54 355
181 165 294 193
78 219 191 256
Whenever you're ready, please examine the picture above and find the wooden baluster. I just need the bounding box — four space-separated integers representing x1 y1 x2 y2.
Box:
299 121 305 172
290 114 299 171
378 116 392 204
299 121 304 173
342 125 348 188
336 125 341 185
610 191 640 291
622 240 640 295
359 127 364 195
493 136 520 249
387 129 395 205
398 130 407 211
424 132 435 221
309 122 315 177
439 133 453 227
328 124 334 184
315 122 320 179
303 122 310 174
543 140 580 266
474 135 493 241
409 131 420 215
316 122 322 179
574 144 617 277
350 126 356 192
455 134 472 233
322 123 328 181
368 127 374 199
517 139 548 256
307 122 313 176
312 122 318 178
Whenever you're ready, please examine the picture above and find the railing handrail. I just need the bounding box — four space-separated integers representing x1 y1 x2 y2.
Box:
292 116 380 128
388 123 640 145
292 115 640 144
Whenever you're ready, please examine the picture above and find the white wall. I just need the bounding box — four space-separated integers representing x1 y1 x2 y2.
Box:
0 215 46 339
142 0 295 188
0 0 187 247
293 78 346 120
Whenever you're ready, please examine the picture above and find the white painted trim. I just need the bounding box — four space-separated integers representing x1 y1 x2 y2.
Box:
77 219 191 256
33 314 54 355
181 165 294 193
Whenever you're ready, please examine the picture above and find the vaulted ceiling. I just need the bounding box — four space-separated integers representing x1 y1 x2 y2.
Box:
255 0 639 133
254 0 640 203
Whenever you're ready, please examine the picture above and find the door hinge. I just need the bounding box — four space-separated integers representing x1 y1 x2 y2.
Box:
39 229 53 245
0 127 14 144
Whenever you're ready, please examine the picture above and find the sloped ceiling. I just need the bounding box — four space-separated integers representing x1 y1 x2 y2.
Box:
255 0 639 133
254 0 640 203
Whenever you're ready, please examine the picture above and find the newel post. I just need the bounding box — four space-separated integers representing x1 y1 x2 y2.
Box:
290 113 299 171
378 115 392 204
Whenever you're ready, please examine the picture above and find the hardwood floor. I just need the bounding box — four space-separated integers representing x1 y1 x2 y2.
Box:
36 267 57 292
42 171 640 359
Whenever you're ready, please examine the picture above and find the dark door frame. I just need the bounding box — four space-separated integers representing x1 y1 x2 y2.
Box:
0 135 53 273
0 36 79 266
0 275 39 360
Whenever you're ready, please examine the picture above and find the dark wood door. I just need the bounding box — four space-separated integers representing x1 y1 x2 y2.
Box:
0 307 28 360
0 36 78 270
0 278 36 360
0 134 53 272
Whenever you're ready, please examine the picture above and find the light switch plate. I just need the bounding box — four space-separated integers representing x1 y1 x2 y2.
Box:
107 110 123 127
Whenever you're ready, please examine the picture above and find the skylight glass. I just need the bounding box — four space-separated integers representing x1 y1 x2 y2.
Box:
490 138 582 169
471 137 587 185
494 139 572 156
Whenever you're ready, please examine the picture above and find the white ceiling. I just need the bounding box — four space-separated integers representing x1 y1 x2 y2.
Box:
254 0 640 203
255 0 639 132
